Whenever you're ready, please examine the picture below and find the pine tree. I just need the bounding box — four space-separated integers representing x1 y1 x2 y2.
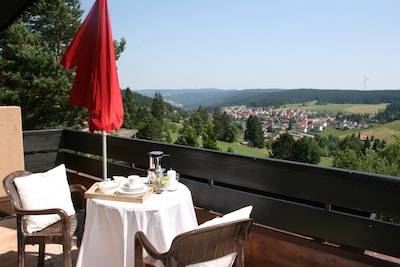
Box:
212 107 225 140
189 105 209 137
212 107 237 143
245 115 264 148
0 0 85 129
202 120 219 150
175 123 198 147
137 116 162 141
0 0 125 130
123 88 136 128
151 92 165 120
189 111 205 137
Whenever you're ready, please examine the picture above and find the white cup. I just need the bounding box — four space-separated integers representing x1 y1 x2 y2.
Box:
112 176 127 187
128 175 141 188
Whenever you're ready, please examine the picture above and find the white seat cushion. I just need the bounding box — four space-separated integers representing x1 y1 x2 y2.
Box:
187 253 237 267
14 164 76 233
198 206 253 228
191 206 253 267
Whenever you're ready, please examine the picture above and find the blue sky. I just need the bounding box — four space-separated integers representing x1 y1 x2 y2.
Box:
80 0 400 90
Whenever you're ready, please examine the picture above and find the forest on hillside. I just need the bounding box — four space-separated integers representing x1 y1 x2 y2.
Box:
239 89 400 108
139 89 400 110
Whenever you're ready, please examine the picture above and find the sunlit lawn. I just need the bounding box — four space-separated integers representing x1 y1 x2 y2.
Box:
383 120 400 131
284 103 388 114
318 122 400 141
216 141 270 158
319 157 333 167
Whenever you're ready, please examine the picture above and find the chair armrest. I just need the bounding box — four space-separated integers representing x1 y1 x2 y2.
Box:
15 207 70 221
135 231 165 259
70 184 87 194
70 184 87 211
15 207 73 238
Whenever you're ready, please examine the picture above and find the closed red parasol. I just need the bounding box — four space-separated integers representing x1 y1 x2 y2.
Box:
61 0 124 179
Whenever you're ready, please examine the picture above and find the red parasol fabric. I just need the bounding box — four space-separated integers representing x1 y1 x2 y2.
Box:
61 0 124 179
61 0 124 133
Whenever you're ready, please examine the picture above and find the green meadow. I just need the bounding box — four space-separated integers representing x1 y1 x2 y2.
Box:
318 120 400 142
285 102 388 114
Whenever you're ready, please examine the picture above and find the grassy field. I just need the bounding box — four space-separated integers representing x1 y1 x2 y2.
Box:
285 103 388 114
360 121 400 141
318 121 400 141
344 103 388 114
319 157 333 167
216 141 270 158
384 120 400 131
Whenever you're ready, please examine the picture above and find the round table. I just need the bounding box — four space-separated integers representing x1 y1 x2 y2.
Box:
75 183 198 267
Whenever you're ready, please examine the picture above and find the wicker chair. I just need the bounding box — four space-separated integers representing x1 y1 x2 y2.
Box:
3 170 86 267
135 218 253 267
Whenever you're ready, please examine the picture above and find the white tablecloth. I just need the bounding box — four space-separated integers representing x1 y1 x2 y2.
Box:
76 183 198 267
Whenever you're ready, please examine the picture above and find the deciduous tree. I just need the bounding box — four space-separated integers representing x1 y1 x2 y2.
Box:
333 135 400 177
291 137 321 164
270 132 295 160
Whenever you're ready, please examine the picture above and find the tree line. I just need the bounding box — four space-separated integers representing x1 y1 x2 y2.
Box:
214 89 400 109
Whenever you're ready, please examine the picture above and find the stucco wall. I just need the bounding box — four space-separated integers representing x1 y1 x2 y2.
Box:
0 106 24 197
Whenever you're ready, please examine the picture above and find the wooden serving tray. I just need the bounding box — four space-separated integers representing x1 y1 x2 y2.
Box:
85 182 153 203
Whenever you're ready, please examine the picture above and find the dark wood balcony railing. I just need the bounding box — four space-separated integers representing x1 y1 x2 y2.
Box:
6 129 400 266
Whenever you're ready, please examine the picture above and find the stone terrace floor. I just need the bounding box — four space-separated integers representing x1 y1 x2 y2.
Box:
0 216 79 267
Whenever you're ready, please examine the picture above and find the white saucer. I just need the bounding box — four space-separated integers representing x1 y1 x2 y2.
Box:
122 183 144 192
118 185 148 195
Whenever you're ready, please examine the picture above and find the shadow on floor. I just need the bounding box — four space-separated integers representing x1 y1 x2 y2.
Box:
0 218 79 267
1 249 79 267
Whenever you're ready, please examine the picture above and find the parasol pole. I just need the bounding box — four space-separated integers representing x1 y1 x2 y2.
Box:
102 130 107 180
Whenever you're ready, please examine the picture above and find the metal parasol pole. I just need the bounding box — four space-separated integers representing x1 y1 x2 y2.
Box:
102 130 107 180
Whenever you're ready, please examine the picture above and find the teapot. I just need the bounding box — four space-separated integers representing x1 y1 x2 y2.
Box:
147 150 169 183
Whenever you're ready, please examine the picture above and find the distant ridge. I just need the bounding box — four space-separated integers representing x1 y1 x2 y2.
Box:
136 88 400 110
136 88 285 109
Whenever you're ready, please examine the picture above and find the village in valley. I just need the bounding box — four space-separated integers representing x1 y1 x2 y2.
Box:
222 105 372 141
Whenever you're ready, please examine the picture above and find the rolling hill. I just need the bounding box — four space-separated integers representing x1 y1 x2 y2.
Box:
136 88 400 110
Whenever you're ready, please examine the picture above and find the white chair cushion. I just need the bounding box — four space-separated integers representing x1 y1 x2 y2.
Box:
191 206 253 267
187 253 237 267
198 205 253 228
14 164 76 233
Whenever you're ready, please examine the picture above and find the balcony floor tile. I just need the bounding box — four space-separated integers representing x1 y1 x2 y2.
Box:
0 217 79 267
